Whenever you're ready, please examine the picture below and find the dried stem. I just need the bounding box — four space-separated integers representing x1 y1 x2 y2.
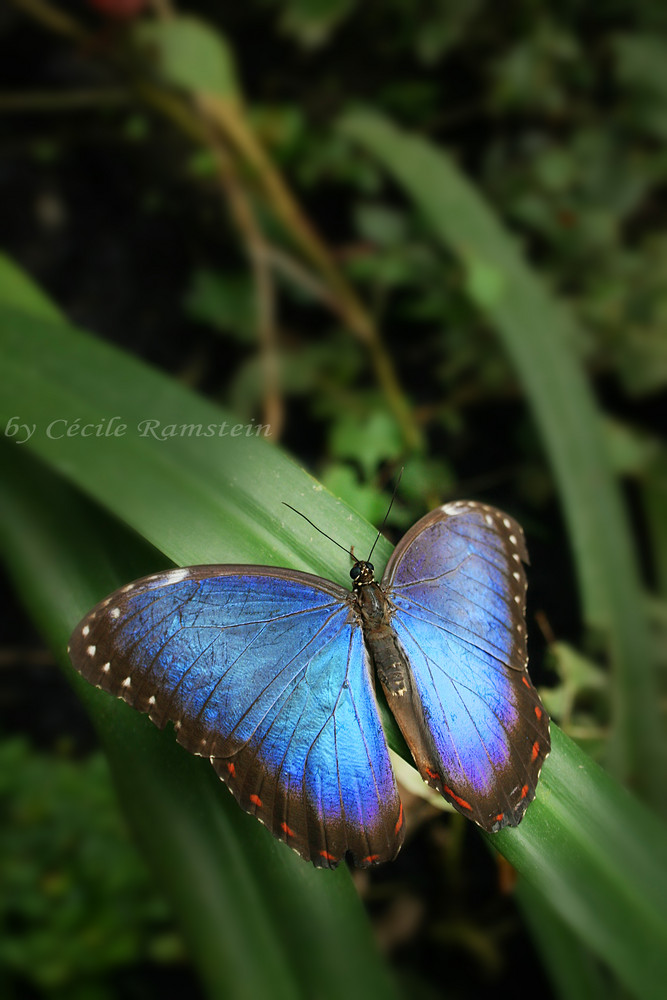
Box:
197 94 422 451
11 0 86 40
207 141 284 440
149 0 174 18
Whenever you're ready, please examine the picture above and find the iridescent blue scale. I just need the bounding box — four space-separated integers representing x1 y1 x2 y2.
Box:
69 501 550 868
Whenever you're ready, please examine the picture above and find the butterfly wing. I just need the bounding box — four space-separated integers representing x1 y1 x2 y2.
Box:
69 566 404 867
382 501 550 831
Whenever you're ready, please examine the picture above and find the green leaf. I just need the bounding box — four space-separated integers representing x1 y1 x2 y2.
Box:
0 312 388 582
329 410 404 479
354 203 408 245
602 416 661 476
2 269 667 999
277 0 357 48
541 642 608 759
613 34 667 136
518 879 609 1000
183 269 257 342
133 15 241 99
338 107 665 811
0 253 64 324
464 257 507 309
493 727 667 1000
319 462 389 524
643 454 667 597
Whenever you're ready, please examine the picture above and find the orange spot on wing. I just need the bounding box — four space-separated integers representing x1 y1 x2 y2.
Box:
250 793 262 808
522 675 531 688
443 784 472 811
395 801 404 834
531 741 540 762
319 850 337 863
495 813 504 823
280 822 295 838
534 706 543 720
520 785 529 799
227 762 236 777
425 767 440 782
363 854 379 864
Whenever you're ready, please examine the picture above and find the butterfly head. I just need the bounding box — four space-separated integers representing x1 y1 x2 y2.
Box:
350 561 375 588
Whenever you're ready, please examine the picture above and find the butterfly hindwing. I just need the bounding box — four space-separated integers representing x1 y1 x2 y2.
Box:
382 502 550 831
69 499 548 864
68 566 403 868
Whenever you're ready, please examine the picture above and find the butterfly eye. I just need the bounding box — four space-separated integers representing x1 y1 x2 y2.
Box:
350 562 374 583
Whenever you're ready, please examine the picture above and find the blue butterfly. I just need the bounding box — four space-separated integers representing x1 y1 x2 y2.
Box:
68 500 549 868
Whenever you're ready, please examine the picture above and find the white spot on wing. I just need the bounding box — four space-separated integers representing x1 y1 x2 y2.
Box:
167 568 190 584
121 676 131 688
102 662 111 673
82 625 90 637
441 500 468 515
110 607 120 619
87 645 96 657
148 695 156 706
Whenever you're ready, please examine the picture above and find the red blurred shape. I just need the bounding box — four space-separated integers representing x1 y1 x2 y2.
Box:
87 0 149 18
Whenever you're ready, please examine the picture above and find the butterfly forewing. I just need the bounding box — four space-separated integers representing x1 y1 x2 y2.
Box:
68 565 404 868
69 498 548 866
382 501 550 831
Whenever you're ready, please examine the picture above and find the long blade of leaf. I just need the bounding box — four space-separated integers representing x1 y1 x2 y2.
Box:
337 109 664 808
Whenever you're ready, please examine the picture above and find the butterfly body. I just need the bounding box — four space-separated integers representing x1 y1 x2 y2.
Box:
69 501 550 868
350 567 408 698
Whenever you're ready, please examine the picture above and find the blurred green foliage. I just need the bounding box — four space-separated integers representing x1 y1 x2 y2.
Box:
0 738 180 996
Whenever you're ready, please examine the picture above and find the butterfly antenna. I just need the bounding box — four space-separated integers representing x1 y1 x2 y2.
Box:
281 503 352 557
367 467 404 562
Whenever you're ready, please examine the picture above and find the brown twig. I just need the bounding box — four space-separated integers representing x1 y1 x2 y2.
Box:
149 0 174 19
11 0 86 40
197 94 422 451
207 142 284 440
